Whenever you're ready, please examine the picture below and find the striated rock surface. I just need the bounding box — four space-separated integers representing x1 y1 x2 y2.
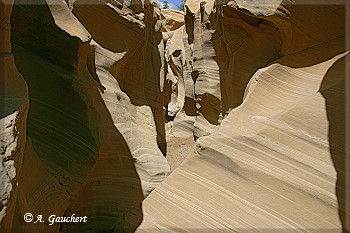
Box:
0 0 28 228
1 0 170 232
137 0 350 232
0 0 349 232
160 9 184 32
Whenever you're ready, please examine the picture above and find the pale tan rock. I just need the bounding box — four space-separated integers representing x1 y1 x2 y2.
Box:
137 34 349 232
1 0 349 232
137 0 349 232
178 0 347 138
165 26 185 117
73 0 170 194
1 0 170 232
165 111 196 172
160 9 185 32
88 39 170 195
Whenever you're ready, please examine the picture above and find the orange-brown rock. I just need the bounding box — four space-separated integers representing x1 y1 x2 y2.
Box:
0 0 28 230
0 0 349 232
1 0 171 232
137 0 350 232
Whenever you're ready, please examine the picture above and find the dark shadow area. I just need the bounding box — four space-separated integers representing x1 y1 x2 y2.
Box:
183 97 197 116
212 4 281 116
59 82 144 232
0 1 26 120
278 35 347 69
12 0 81 71
197 93 221 125
11 0 97 192
0 54 28 119
87 45 101 83
10 1 144 232
166 111 176 122
74 1 168 156
320 53 349 233
185 6 194 45
143 1 167 156
191 70 199 83
214 0 346 116
120 45 148 106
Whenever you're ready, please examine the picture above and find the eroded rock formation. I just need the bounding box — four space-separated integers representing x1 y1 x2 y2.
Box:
0 0 29 227
0 0 348 232
1 0 170 232
138 0 349 232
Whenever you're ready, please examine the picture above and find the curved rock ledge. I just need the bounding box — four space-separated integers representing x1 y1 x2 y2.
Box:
0 0 348 232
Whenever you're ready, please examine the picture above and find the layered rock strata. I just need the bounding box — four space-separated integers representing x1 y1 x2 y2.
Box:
0 0 348 232
137 0 350 232
1 0 172 232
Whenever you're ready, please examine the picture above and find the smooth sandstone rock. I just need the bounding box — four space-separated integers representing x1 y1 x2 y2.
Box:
136 0 349 232
1 0 169 232
138 36 349 233
0 0 349 232
160 9 184 32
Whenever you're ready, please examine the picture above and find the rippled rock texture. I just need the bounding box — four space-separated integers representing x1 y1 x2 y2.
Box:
0 0 349 232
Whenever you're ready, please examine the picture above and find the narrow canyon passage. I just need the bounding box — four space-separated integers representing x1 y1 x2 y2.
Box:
0 0 349 232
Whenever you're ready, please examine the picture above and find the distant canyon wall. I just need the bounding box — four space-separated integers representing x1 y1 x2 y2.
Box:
0 0 349 232
139 0 349 232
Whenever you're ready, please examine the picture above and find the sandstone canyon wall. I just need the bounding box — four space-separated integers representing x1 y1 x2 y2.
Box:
0 0 349 232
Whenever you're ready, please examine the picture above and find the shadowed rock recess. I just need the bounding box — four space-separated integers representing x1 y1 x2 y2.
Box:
0 0 349 232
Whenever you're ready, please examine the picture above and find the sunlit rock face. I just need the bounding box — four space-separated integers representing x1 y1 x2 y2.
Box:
137 0 349 232
1 0 171 232
0 0 348 232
